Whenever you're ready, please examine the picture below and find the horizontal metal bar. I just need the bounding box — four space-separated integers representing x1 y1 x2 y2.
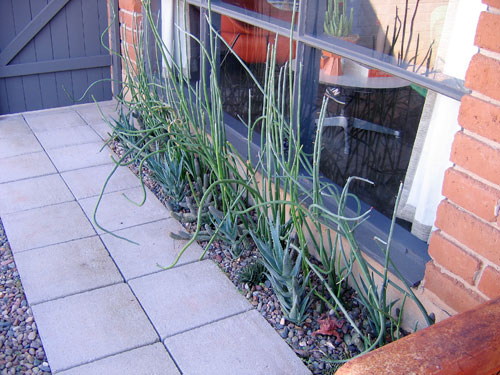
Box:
0 55 111 78
188 0 295 36
300 34 467 101
186 0 468 100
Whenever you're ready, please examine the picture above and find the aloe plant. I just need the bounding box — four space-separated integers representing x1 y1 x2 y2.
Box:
238 260 267 286
205 206 249 258
147 147 187 202
251 217 312 325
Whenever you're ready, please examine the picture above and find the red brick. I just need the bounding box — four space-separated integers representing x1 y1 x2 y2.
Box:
458 96 500 144
424 262 486 313
442 168 500 222
121 41 139 63
435 200 500 265
119 10 142 28
119 0 142 12
478 266 500 298
428 231 482 285
475 12 500 53
122 28 140 45
483 0 500 9
465 54 500 102
451 132 500 187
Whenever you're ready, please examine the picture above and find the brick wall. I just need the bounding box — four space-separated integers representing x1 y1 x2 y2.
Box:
424 0 500 314
107 0 143 83
119 0 142 68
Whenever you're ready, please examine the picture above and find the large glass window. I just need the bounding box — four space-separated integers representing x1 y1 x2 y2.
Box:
174 0 481 244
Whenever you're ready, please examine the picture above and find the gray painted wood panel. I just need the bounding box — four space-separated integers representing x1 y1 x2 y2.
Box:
66 0 89 102
0 0 16 113
15 0 44 111
0 0 114 115
0 56 111 78
32 0 59 109
50 4 74 107
83 0 104 100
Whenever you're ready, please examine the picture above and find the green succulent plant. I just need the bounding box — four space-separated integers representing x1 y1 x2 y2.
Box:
205 206 249 259
147 147 187 203
324 0 353 37
238 261 267 286
250 218 312 325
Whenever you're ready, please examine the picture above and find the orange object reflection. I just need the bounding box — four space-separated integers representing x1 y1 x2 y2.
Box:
221 0 297 64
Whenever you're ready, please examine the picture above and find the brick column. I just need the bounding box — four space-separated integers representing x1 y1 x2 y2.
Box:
424 0 500 314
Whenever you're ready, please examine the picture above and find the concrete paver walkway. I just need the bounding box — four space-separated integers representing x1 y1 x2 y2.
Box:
0 102 310 374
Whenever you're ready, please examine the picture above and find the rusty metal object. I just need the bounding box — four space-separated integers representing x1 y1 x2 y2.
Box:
336 297 500 375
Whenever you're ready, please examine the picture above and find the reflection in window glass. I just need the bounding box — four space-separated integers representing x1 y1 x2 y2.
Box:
219 1 297 126
315 54 425 220
321 0 464 86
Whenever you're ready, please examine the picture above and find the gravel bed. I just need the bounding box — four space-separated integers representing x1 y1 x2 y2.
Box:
109 141 376 374
0 218 51 375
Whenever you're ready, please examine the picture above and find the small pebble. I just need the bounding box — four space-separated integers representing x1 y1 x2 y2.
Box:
280 327 289 338
0 219 50 373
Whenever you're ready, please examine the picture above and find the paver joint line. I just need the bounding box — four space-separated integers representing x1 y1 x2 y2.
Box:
9 234 98 255
161 307 255 339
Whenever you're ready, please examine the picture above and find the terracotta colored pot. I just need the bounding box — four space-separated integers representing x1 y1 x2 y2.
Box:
320 51 343 76
320 35 359 76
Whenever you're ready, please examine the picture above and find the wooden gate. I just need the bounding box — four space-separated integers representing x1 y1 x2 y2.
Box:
0 0 113 115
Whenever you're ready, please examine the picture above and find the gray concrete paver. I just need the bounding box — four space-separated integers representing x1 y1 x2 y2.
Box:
2 201 96 252
0 152 56 184
46 141 113 172
0 174 74 214
75 100 119 125
24 110 87 132
129 260 252 339
0 115 32 139
165 310 311 375
31 283 159 373
0 133 42 158
89 122 112 141
14 236 123 305
56 343 180 375
35 125 101 150
61 164 140 200
79 187 169 234
100 219 203 281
